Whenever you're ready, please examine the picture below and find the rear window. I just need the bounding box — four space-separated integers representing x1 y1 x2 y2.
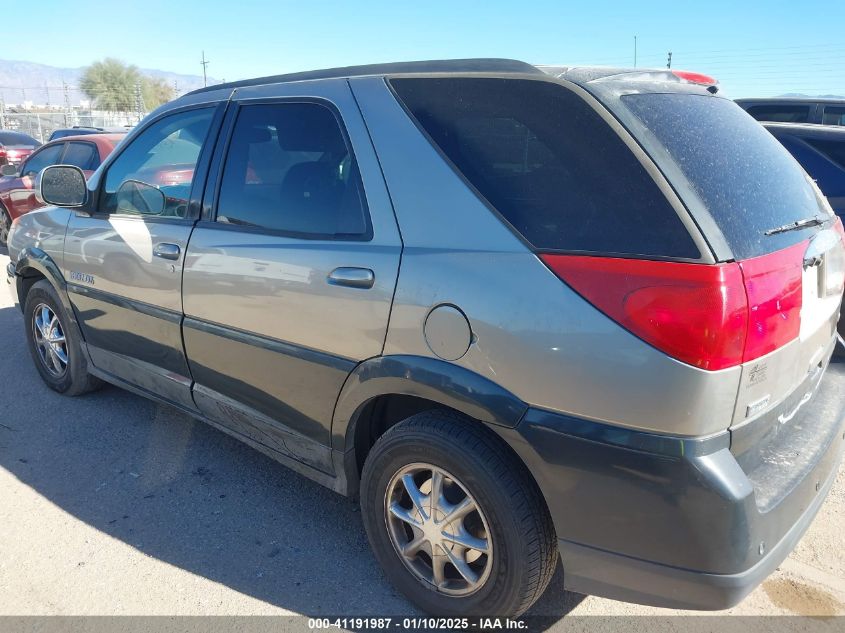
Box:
0 131 39 146
623 94 827 260
744 104 810 123
390 77 699 258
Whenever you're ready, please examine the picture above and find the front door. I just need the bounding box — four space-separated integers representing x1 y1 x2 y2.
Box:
181 80 402 471
62 105 221 410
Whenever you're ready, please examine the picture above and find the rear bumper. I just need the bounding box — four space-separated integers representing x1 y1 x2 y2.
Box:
502 359 845 610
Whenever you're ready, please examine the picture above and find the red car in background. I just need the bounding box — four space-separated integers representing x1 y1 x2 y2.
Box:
0 133 122 246
0 131 41 167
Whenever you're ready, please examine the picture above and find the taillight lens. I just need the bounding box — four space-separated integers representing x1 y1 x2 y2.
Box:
540 255 748 370
738 241 805 362
672 70 718 86
541 244 807 371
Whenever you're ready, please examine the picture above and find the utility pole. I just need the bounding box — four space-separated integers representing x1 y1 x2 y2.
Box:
63 81 71 126
173 79 178 97
200 51 209 87
634 35 638 67
0 96 6 129
667 51 672 69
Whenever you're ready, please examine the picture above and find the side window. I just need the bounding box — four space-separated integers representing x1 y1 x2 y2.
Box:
822 107 845 126
216 103 369 238
20 144 64 178
62 142 99 171
745 105 810 123
102 108 214 217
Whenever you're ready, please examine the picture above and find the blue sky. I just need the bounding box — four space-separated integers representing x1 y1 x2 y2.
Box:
5 0 844 97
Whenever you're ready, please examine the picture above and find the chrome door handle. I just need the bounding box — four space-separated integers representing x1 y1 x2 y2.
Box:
327 267 375 289
153 243 181 261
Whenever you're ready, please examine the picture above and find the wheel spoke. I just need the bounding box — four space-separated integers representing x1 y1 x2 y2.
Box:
441 496 476 525
401 533 426 558
389 502 422 528
441 527 489 553
431 551 448 588
401 474 428 521
430 470 444 514
442 544 480 586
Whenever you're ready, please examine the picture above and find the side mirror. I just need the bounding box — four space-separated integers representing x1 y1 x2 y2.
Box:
37 165 87 207
0 164 18 177
115 179 166 215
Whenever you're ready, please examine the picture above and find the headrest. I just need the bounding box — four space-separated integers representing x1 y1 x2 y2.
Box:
274 104 345 153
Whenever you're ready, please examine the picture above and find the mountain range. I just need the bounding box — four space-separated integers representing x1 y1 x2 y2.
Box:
0 59 220 106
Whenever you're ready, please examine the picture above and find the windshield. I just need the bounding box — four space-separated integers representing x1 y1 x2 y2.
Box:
622 93 829 260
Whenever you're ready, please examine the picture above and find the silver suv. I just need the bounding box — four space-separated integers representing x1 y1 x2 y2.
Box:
6 59 845 617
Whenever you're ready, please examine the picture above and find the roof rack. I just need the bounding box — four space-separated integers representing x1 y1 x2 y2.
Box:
185 58 541 96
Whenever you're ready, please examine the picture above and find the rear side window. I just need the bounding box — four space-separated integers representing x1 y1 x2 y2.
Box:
390 77 699 258
744 104 810 123
623 94 826 260
822 106 845 126
62 142 99 170
216 102 370 239
20 143 64 178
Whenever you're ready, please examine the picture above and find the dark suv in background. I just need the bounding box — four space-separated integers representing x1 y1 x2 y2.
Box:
736 97 845 125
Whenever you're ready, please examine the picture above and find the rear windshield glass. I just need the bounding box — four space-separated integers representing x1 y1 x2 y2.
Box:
390 77 700 258
623 94 827 260
0 131 39 146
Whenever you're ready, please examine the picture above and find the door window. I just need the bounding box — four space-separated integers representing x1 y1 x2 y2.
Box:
62 142 99 171
745 104 811 123
216 103 370 238
20 143 65 178
102 108 214 217
822 106 845 126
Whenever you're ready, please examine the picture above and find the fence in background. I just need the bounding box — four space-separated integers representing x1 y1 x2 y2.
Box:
0 111 140 143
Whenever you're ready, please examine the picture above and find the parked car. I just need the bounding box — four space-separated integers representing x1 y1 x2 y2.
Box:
48 126 130 141
0 134 122 246
763 123 845 216
6 59 845 617
736 97 845 126
0 131 41 167
762 122 845 341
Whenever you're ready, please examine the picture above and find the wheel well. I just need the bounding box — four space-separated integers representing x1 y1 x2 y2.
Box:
353 394 463 473
17 268 47 306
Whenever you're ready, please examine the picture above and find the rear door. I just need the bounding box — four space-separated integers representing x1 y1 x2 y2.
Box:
4 143 65 218
182 79 401 470
62 104 223 410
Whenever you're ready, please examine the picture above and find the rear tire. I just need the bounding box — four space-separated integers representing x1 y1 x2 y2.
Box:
360 410 557 617
23 280 102 396
0 205 10 248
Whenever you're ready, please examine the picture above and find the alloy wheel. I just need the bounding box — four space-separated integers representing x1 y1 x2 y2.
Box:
32 303 69 377
384 463 493 596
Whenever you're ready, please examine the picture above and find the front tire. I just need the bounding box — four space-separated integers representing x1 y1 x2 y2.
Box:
23 280 102 395
361 411 557 617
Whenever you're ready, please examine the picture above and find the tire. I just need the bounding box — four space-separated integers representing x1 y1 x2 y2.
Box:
23 279 102 396
0 205 10 248
360 410 557 617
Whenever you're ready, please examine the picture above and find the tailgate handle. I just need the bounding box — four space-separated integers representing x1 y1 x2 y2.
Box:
327 267 375 289
153 243 181 261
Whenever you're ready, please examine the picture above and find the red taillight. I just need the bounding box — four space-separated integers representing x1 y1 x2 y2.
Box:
739 241 805 362
540 254 748 370
541 244 806 371
672 70 718 86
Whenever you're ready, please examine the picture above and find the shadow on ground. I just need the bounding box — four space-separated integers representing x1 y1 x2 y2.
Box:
0 303 583 620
